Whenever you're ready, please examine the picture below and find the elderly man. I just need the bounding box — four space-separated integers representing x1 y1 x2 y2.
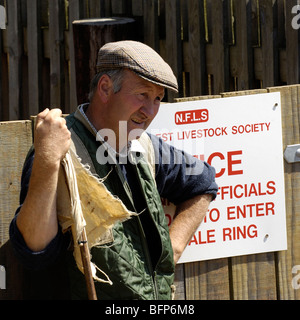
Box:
10 41 217 299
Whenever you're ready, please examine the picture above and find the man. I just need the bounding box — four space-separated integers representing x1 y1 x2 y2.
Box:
10 41 218 299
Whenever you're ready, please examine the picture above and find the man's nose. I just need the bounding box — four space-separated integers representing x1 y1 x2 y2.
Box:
139 101 158 118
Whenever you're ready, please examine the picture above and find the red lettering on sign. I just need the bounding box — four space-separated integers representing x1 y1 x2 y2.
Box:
207 152 226 178
175 109 209 125
218 181 277 200
227 202 275 220
223 225 258 241
228 150 243 176
207 150 243 178
188 229 216 246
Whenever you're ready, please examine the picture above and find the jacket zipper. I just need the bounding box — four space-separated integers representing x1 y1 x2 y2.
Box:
115 162 159 299
128 157 164 299
136 215 159 299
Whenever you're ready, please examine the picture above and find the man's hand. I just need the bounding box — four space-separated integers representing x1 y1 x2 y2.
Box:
34 108 71 168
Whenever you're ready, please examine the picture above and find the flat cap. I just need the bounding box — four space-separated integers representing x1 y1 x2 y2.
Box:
96 40 178 92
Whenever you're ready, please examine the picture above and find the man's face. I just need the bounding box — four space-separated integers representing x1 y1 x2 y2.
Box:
105 69 165 145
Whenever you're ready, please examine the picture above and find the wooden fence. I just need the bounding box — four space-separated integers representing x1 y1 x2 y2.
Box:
173 85 300 300
0 84 300 300
1 0 300 121
1 0 300 300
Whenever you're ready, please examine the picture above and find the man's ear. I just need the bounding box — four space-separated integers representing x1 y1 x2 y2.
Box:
96 74 114 103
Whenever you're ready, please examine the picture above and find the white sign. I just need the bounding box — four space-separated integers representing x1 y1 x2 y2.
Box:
147 92 287 263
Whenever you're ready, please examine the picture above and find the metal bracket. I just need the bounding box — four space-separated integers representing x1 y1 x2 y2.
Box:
0 265 6 290
284 144 300 164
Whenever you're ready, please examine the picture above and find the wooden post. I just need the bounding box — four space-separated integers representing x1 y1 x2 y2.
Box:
72 17 138 105
0 121 33 300
6 0 23 120
165 0 182 101
49 0 66 109
285 0 300 85
27 0 43 116
259 0 279 87
79 229 97 300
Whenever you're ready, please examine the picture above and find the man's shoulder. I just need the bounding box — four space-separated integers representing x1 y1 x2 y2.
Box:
65 112 77 129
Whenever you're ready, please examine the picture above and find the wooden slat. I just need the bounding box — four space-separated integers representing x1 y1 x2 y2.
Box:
49 0 65 109
207 0 229 94
230 253 277 300
268 85 300 299
230 0 253 91
132 0 143 16
143 0 159 51
277 0 285 48
111 0 125 14
251 0 261 47
1 0 300 116
68 0 83 113
0 51 3 120
285 0 300 85
221 88 268 98
0 121 32 246
88 0 101 18
0 0 4 121
180 0 188 43
187 0 206 96
165 0 182 101
185 259 231 300
27 0 42 116
0 53 9 121
174 95 222 103
103 0 112 16
173 264 185 300
259 0 279 87
0 119 71 300
6 0 23 120
72 17 137 105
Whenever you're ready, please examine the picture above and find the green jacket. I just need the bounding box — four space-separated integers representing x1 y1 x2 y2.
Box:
65 107 175 300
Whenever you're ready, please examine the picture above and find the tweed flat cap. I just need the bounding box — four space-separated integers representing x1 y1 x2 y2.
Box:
96 40 178 92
